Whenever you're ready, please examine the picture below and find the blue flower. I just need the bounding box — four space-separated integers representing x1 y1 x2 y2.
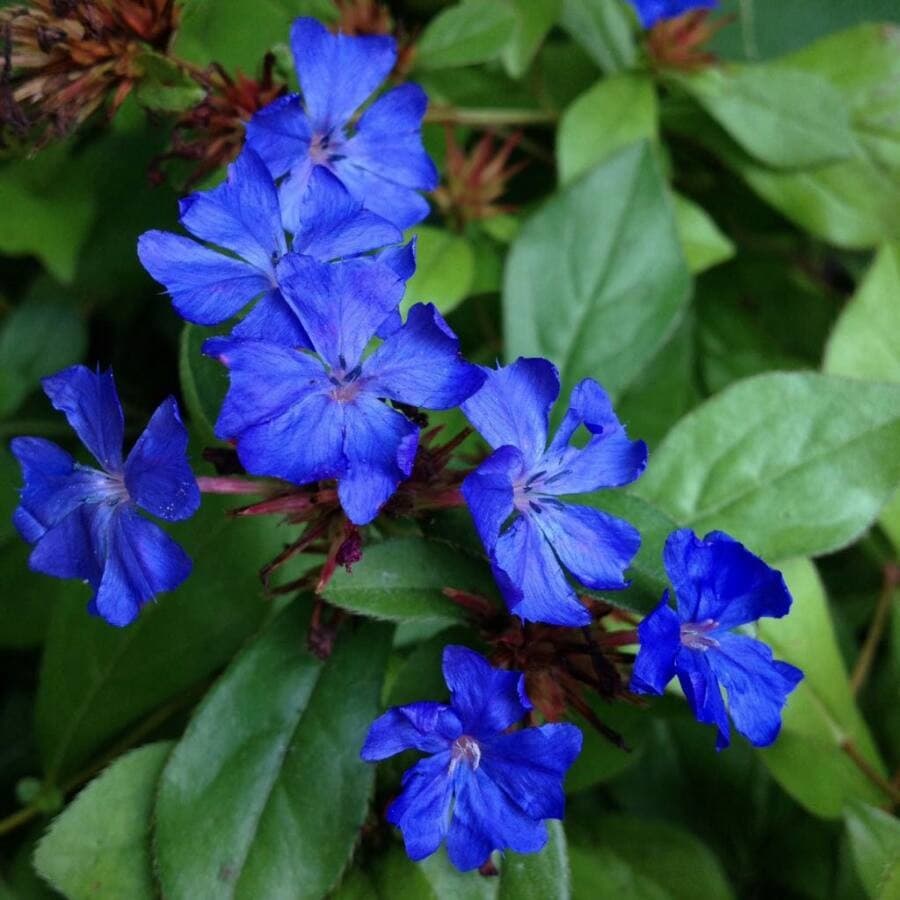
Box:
10 366 200 627
630 529 804 750
204 256 485 525
138 147 408 342
628 0 717 29
246 17 438 230
460 358 647 627
361 645 582 871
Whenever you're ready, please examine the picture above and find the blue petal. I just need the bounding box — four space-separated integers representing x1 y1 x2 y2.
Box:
92 506 192 627
277 157 315 235
42 366 124 473
28 502 109 586
290 166 401 256
363 304 486 409
290 17 395 132
341 84 438 189
442 645 532 738
138 230 270 326
227 288 311 348
388 752 453 862
461 446 523 555
630 591 680 694
378 239 417 283
124 398 200 522
533 501 640 591
446 766 548 871
664 529 793 629
675 647 731 750
707 633 803 748
481 723 582 821
493 515 591 626
245 94 312 178
461 358 560 469
338 394 419 525
629 0 717 29
540 379 648 495
361 702 462 760
178 148 285 274
278 255 404 370
10 437 95 542
330 157 432 230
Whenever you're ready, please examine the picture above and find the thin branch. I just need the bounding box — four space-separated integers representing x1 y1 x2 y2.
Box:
850 563 900 695
841 738 900 807
425 105 558 127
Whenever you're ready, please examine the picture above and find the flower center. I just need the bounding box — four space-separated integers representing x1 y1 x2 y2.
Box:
449 735 481 772
327 358 363 404
680 619 720 651
309 131 336 165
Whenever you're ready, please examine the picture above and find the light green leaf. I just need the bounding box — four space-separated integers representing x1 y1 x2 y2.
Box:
825 244 900 382
0 293 87 417
757 559 888 818
501 0 561 79
0 148 95 284
179 323 230 442
569 815 733 900
634 372 900 560
674 65 855 169
135 51 205 113
325 538 491 625
154 606 391 899
557 74 658 185
498 821 569 900
844 801 900 899
880 489 900 555
33 742 172 900
36 494 282 779
417 0 518 70
504 142 691 403
403 226 476 316
558 0 636 73
673 193 735 275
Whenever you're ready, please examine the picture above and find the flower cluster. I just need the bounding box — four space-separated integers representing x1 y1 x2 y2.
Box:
10 12 803 875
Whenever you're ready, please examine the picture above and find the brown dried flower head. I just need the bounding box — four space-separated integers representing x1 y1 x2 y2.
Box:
646 9 731 72
1 0 180 145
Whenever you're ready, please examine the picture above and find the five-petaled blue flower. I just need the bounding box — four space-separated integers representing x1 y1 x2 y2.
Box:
361 645 582 871
246 17 438 230
205 255 485 525
11 366 200 627
629 0 717 29
461 358 647 627
630 529 804 750
138 148 410 344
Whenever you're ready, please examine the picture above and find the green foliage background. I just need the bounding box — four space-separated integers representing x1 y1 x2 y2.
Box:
1 1 899 898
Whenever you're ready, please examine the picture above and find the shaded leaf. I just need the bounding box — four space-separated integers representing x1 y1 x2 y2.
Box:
179 323 230 442
844 801 900 899
33 742 172 900
501 0 561 79
417 0 518 70
558 0 636 73
403 226 475 317
673 193 735 275
154 606 391 899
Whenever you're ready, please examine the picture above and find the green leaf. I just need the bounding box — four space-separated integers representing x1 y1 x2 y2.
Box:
634 372 900 560
403 226 476 317
673 193 735 275
417 0 518 70
0 292 87 418
825 244 900 383
569 815 733 900
134 51 205 113
504 142 691 403
36 494 281 779
674 65 855 169
556 74 658 185
558 0 637 73
179 323 230 442
844 801 900 899
757 559 888 818
501 0 561 79
154 605 392 899
325 537 491 625
498 821 569 900
0 147 96 284
33 742 172 900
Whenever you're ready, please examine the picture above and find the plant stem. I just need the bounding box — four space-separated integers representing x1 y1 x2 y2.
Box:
0 805 38 838
840 738 900 806
425 105 558 127
850 563 900 695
